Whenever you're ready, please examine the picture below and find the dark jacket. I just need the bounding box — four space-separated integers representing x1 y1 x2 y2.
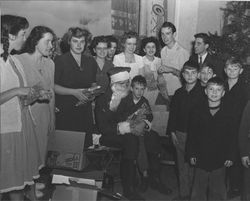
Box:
186 101 236 172
116 92 153 123
167 81 204 135
189 53 225 79
94 88 119 137
239 101 250 158
223 79 248 137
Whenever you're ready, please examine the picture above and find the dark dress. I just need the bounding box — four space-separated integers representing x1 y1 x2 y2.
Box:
55 52 98 146
95 59 114 92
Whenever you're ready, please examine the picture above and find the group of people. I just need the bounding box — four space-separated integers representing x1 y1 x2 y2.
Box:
1 13 250 201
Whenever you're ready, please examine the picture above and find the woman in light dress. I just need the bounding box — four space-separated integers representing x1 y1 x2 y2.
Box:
0 15 46 201
16 26 56 168
140 36 170 137
113 31 144 79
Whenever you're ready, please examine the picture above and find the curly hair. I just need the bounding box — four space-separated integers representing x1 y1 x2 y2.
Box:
89 35 108 56
60 27 91 54
1 15 29 61
22 26 55 54
121 31 138 45
139 36 160 57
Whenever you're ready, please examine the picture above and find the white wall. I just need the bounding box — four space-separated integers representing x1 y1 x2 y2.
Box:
174 0 226 53
174 0 199 52
0 0 112 38
197 0 226 35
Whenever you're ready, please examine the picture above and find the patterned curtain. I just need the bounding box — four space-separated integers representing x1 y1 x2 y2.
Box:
111 0 140 35
140 0 168 37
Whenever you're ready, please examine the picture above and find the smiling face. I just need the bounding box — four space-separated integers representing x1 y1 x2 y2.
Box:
199 66 214 86
69 36 85 55
124 37 137 54
161 27 175 47
94 42 108 59
205 83 225 103
224 64 243 80
35 32 53 57
144 42 156 57
194 37 208 55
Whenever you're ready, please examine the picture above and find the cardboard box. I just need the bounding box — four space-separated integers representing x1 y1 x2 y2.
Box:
51 169 103 188
51 169 104 201
51 185 98 201
47 130 88 171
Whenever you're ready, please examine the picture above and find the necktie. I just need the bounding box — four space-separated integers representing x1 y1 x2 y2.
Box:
199 56 202 67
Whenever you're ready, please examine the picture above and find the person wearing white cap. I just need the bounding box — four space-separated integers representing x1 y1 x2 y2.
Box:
94 67 145 200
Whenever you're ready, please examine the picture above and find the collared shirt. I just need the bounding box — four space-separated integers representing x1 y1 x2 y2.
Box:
200 52 208 64
160 42 189 95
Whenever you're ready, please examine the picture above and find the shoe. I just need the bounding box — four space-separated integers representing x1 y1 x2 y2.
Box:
227 188 241 199
139 176 149 192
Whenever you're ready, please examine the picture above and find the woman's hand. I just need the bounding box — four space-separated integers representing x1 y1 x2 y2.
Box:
73 89 90 102
39 89 53 100
16 87 32 97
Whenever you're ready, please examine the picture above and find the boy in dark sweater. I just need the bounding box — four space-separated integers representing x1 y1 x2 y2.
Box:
117 75 171 194
223 56 248 198
187 77 235 200
167 60 203 200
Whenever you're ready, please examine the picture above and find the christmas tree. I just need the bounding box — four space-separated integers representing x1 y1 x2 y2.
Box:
209 1 250 62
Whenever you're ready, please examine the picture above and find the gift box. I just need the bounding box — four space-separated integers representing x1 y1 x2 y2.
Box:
47 130 89 171
51 169 104 201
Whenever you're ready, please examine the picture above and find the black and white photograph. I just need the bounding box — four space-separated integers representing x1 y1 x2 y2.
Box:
1 0 250 200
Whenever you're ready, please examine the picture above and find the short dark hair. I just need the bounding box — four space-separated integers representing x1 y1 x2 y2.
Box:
158 21 176 47
89 35 108 56
131 75 147 87
140 36 160 56
206 77 225 89
160 21 176 33
182 60 199 71
194 33 210 45
225 55 242 69
23 26 55 54
106 35 118 48
1 15 29 61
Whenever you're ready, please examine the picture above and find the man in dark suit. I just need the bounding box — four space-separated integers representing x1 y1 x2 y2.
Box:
189 33 224 79
239 101 250 200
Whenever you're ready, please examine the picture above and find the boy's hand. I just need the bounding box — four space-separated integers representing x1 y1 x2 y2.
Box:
190 157 196 165
171 132 178 146
224 160 233 167
241 156 250 168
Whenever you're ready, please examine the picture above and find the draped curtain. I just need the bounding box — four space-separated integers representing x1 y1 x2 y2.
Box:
111 0 140 35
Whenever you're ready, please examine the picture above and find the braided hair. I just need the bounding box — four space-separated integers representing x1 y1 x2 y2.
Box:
1 15 29 61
